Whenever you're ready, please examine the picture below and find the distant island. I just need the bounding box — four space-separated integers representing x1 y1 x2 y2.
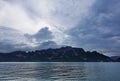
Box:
0 46 119 62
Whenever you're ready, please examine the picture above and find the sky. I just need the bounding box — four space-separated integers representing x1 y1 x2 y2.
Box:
0 0 120 56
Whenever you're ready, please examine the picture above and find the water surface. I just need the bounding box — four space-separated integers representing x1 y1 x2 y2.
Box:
0 62 119 81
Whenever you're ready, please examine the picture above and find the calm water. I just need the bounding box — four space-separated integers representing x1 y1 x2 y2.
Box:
0 62 119 81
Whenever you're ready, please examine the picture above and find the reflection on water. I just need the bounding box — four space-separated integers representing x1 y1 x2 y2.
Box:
0 62 120 81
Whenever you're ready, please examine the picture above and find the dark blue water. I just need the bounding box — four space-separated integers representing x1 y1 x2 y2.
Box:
0 62 119 81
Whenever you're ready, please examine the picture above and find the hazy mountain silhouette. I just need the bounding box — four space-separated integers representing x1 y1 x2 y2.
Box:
110 56 120 61
0 46 116 62
116 57 120 62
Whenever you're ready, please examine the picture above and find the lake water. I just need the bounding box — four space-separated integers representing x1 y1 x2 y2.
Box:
0 62 119 81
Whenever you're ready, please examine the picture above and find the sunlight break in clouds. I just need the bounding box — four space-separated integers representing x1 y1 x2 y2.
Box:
0 0 120 56
0 0 96 34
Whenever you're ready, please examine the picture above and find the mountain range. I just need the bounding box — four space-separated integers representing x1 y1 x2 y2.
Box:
0 46 119 62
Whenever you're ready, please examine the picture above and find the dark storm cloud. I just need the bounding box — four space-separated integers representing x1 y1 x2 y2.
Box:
33 27 53 41
24 27 60 50
0 41 15 52
0 26 58 52
35 41 60 50
0 26 30 52
25 27 55 44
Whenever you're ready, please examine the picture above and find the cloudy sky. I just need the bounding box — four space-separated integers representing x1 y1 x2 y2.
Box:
0 0 120 56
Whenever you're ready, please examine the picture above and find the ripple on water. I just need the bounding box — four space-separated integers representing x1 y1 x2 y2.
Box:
0 62 120 81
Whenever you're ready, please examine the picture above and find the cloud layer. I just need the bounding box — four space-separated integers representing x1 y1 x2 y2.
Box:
67 0 120 56
0 0 120 56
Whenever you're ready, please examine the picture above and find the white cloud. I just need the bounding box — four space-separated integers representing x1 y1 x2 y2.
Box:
0 0 96 47
0 0 96 34
0 0 37 34
0 0 120 56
